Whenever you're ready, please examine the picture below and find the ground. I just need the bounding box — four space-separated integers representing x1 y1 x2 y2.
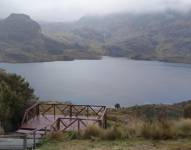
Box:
38 138 191 150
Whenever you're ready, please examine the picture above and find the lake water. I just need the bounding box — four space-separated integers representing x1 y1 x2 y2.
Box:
1 57 191 107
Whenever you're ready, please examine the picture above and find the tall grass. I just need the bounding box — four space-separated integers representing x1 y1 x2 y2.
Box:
46 119 191 141
82 125 102 139
140 121 175 140
174 119 191 137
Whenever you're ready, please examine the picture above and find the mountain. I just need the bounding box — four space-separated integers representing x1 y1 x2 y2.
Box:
41 10 191 64
0 14 100 63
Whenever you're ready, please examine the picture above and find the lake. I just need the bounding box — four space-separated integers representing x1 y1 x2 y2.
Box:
1 56 191 107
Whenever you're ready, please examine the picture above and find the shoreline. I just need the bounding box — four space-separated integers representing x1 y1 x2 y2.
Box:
0 55 191 65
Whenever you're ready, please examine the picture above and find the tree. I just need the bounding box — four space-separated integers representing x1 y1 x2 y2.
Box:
115 103 121 109
0 72 36 131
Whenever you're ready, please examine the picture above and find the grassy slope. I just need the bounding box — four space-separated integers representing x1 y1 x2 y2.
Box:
39 138 191 150
38 101 191 150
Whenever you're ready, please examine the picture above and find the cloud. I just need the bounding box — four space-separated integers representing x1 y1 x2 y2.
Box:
0 0 191 21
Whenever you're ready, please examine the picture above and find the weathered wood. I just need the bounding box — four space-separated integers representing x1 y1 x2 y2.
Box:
18 101 107 150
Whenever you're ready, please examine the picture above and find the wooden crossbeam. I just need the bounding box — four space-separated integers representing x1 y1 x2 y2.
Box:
55 105 69 115
21 102 107 135
79 119 88 127
40 105 53 116
62 119 78 131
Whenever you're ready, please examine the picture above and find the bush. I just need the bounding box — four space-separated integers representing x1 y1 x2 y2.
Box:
125 119 144 138
141 121 175 140
82 125 102 139
46 131 64 141
82 125 122 141
66 131 79 140
101 126 122 140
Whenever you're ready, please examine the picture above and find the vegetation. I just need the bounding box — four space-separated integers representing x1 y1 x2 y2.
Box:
114 103 121 109
38 101 191 150
40 118 191 150
0 71 36 131
1 11 191 63
39 138 191 150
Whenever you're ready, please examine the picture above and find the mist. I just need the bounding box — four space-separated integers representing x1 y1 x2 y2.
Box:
1 0 191 22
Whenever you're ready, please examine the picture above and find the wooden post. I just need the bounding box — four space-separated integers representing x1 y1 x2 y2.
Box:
54 104 56 120
70 105 72 118
36 104 40 117
56 118 60 130
104 109 107 129
77 120 80 132
86 106 89 118
23 135 27 150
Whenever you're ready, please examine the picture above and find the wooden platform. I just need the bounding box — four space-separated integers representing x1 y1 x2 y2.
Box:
16 102 107 138
18 114 99 134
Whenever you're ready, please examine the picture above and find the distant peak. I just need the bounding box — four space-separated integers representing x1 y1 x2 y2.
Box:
7 13 31 20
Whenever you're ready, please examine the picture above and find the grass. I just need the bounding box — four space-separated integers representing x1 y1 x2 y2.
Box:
38 118 191 150
38 107 191 150
174 119 191 137
39 138 191 150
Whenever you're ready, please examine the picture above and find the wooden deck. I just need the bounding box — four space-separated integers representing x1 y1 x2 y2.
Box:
19 114 100 132
9 102 107 149
14 101 107 149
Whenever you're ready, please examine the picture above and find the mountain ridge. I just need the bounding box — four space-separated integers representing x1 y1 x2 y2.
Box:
41 10 191 64
0 13 101 63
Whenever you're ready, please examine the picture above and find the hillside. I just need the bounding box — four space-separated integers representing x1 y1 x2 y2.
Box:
0 14 101 63
42 10 191 64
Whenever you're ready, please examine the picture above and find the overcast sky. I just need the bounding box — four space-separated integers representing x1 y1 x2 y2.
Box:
1 0 191 22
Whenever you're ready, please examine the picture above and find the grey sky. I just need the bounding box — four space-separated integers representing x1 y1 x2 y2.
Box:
1 0 191 22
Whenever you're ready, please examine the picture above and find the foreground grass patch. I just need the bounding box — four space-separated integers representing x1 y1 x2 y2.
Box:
39 138 191 150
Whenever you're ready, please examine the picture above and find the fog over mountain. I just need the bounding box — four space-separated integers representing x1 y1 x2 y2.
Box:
1 1 191 63
0 13 101 62
1 0 191 21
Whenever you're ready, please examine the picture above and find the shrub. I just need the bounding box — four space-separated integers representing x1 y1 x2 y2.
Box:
66 131 79 140
115 103 121 109
82 125 102 139
141 120 175 140
101 126 122 140
175 119 191 137
46 131 64 141
125 119 144 138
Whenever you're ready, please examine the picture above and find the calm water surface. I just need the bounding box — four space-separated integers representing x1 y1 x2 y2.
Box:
1 57 191 106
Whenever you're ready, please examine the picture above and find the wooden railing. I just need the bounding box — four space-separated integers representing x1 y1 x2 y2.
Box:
21 102 107 126
27 116 106 149
20 101 107 149
21 102 40 125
